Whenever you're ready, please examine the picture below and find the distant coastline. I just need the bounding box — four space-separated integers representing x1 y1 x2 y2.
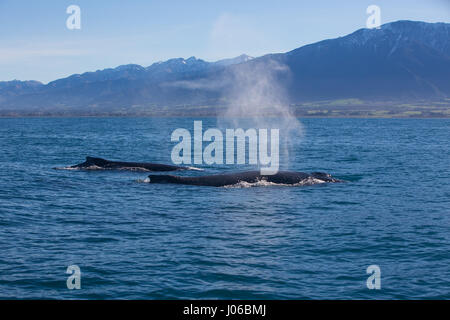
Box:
1 99 448 118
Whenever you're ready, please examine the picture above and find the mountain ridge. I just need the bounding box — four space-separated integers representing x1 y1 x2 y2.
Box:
1 20 449 117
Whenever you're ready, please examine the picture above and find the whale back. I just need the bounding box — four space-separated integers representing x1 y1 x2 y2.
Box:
147 171 340 187
71 156 188 171
85 156 109 166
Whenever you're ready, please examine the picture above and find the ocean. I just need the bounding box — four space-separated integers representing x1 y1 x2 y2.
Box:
0 117 449 299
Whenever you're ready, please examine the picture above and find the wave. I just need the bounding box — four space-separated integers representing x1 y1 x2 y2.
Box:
55 165 203 172
224 178 325 188
223 176 327 188
54 165 109 171
186 166 204 171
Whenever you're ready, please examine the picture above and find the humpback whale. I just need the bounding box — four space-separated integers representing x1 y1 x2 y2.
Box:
59 156 197 172
146 171 342 187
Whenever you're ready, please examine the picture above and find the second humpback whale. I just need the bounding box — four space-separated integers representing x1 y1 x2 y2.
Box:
146 171 342 187
58 156 199 171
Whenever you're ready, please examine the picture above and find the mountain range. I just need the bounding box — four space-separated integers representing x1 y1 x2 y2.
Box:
1 20 449 117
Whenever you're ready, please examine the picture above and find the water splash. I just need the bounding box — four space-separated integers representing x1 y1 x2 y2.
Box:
218 57 303 170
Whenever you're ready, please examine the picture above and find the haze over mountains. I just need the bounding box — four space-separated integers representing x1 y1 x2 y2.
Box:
1 20 449 117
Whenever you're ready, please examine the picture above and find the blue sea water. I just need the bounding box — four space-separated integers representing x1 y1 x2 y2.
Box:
0 117 449 299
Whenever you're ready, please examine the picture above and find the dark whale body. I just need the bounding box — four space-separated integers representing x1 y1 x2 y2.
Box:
64 156 193 171
147 171 342 187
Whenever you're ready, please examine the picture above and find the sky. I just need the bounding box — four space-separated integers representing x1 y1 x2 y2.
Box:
0 0 449 83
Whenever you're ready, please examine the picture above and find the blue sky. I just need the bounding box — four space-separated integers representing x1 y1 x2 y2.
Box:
1 0 449 83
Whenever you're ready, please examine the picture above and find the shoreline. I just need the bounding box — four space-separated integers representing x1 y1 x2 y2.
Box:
0 115 449 119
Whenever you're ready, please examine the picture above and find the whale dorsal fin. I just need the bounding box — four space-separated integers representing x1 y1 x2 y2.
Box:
85 156 108 166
